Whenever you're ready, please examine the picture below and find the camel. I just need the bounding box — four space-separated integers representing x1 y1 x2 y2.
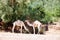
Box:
12 20 29 33
25 20 42 34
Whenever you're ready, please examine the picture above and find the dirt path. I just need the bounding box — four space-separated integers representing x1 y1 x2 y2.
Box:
0 27 60 40
0 32 60 40
45 28 60 35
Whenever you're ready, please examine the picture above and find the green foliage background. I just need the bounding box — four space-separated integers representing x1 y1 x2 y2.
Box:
0 0 60 23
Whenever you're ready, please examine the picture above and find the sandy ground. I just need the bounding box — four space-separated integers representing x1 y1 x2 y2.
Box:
0 28 60 40
0 33 60 40
45 28 60 35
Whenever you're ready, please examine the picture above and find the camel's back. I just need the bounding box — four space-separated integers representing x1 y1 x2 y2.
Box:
13 20 23 26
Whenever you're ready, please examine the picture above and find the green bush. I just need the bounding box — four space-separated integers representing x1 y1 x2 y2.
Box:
0 0 60 23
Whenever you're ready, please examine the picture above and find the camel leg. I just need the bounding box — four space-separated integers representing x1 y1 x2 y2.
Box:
38 26 40 34
12 23 15 33
33 26 35 34
20 25 22 34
